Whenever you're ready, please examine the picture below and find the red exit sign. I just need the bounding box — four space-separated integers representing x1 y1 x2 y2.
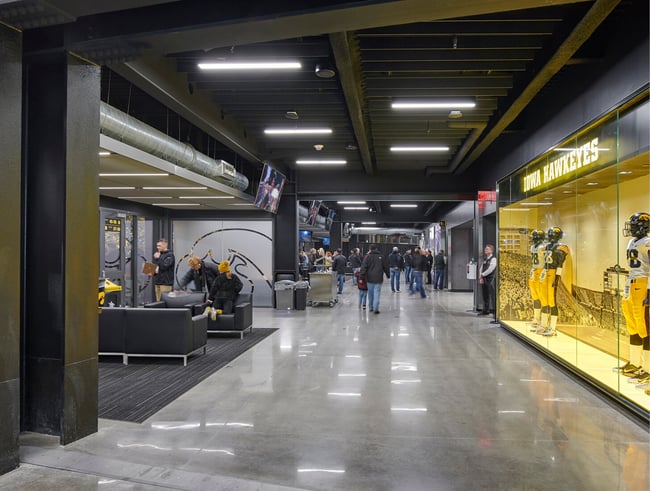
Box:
477 190 496 201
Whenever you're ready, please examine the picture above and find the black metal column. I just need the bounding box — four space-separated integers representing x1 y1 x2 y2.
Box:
22 37 100 444
0 23 22 475
273 180 298 280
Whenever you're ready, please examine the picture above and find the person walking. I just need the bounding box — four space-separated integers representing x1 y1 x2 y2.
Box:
348 248 362 285
388 246 404 292
359 244 389 314
433 250 446 290
403 248 413 286
332 248 347 294
409 247 427 298
356 270 368 310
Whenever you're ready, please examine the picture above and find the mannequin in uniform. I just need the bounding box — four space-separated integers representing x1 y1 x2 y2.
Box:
538 227 570 336
528 229 546 332
617 212 650 388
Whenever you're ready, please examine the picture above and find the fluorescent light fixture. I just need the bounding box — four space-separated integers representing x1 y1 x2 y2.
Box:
392 101 475 109
327 392 361 397
390 204 417 208
265 128 332 135
391 379 422 384
296 160 346 165
99 186 135 190
391 407 427 412
619 171 633 175
143 186 208 190
119 196 172 199
152 203 199 206
343 206 368 210
337 373 367 377
98 151 111 156
585 182 599 186
198 61 301 70
179 196 234 199
361 222 376 225
99 173 169 177
390 146 449 152
297 469 346 474
355 227 379 230
338 201 366 204
504 208 531 211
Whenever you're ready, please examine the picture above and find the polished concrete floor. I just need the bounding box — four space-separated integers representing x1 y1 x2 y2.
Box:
2 284 648 491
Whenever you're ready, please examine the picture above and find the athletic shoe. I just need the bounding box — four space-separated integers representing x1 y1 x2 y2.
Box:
540 328 556 336
634 372 650 388
628 369 649 383
622 365 642 378
362 305 366 310
529 323 540 332
612 361 635 373
374 310 380 314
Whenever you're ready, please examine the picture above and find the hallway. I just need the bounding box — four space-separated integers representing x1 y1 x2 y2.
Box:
3 285 648 491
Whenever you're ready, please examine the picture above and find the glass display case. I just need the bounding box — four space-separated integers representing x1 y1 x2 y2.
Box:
496 91 649 419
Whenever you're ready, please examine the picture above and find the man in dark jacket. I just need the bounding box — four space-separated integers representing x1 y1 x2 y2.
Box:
403 249 413 285
388 247 404 293
208 260 243 315
409 247 427 298
348 248 362 285
433 250 446 290
178 255 220 292
152 238 175 301
332 249 347 294
359 244 389 314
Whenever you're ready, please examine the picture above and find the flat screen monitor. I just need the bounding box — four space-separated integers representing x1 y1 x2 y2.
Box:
299 230 312 242
254 163 286 214
325 209 335 231
322 237 330 247
307 200 321 226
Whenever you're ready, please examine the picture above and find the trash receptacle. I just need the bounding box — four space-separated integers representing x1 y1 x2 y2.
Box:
274 280 295 309
294 281 310 310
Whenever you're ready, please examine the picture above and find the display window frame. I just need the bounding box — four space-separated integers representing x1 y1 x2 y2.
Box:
496 88 650 422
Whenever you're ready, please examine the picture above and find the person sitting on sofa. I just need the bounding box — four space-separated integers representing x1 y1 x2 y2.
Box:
207 260 243 317
178 255 220 292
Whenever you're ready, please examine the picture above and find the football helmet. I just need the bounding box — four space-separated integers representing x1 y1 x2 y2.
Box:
623 212 650 238
547 227 563 242
531 229 546 244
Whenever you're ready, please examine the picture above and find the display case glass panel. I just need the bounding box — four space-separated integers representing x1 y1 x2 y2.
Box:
497 94 650 418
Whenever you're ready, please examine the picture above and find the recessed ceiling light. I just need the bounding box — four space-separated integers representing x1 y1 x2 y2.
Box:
296 160 346 165
99 173 169 177
99 186 135 190
392 101 475 109
198 61 301 70
143 186 208 190
98 151 111 156
562 190 573 194
391 204 417 208
619 171 633 175
338 201 366 204
344 207 369 210
585 182 599 186
390 146 449 152
264 128 332 135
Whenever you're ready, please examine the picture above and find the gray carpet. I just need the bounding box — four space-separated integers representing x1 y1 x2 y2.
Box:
98 329 277 423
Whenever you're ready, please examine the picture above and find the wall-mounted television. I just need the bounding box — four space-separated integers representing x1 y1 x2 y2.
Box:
299 230 312 242
325 209 336 231
322 237 330 247
307 200 321 226
254 162 287 214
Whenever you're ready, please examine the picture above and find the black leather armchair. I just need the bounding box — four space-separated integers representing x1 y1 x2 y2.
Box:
145 291 207 315
207 291 253 338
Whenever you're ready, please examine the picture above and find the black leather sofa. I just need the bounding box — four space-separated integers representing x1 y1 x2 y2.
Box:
98 307 207 366
207 292 253 338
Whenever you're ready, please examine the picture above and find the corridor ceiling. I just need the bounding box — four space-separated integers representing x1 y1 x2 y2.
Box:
2 0 647 226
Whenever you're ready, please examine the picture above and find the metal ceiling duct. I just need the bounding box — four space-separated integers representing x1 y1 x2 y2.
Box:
99 102 249 191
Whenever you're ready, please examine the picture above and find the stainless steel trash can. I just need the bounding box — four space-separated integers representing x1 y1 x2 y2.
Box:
274 280 295 309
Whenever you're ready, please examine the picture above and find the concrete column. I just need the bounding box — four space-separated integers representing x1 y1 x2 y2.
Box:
273 181 298 280
22 38 100 444
0 23 22 475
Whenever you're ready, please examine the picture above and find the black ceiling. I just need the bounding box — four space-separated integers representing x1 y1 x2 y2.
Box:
3 0 648 228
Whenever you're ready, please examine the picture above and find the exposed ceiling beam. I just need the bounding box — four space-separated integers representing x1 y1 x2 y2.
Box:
330 31 375 175
455 0 621 173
